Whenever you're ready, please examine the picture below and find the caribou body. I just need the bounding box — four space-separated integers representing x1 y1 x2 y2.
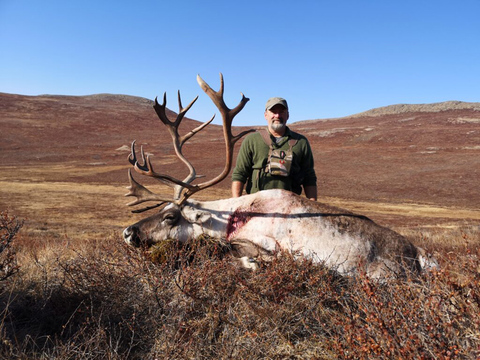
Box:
123 74 435 279
124 189 430 278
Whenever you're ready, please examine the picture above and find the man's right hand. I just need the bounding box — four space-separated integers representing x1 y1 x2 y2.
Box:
231 181 245 197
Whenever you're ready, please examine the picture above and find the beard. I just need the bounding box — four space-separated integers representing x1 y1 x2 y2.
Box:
270 120 286 133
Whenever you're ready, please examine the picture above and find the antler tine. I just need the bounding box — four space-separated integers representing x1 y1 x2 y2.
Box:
177 90 199 126
197 73 228 112
136 152 198 191
175 90 215 144
153 93 172 126
128 140 149 172
125 169 173 206
128 140 197 190
181 114 215 143
128 140 138 166
154 91 200 128
196 73 253 144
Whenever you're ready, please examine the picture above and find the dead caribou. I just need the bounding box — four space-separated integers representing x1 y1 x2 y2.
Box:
123 74 436 279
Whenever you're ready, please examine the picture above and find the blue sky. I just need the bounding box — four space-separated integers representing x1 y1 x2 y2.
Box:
1 0 479 126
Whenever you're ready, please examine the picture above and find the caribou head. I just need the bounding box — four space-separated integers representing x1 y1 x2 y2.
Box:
123 73 254 247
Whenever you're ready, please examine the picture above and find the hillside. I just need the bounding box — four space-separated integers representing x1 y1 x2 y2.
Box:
292 101 480 212
349 100 480 117
0 92 479 236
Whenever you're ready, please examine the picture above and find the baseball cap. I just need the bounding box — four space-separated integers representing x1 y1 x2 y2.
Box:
265 97 288 111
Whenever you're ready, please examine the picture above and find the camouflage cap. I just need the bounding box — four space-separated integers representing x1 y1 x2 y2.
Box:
265 97 288 111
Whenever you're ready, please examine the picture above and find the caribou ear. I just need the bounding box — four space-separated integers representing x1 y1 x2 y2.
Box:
193 211 212 224
181 207 212 224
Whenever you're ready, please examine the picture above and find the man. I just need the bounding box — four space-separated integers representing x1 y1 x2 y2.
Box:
231 97 317 201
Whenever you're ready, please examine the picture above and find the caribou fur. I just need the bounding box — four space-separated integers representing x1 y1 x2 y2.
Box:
124 189 434 278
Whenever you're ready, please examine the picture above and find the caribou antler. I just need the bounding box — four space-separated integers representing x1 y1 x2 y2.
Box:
126 73 255 210
191 74 254 192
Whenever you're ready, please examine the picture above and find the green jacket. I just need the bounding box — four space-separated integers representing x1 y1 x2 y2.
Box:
232 127 317 195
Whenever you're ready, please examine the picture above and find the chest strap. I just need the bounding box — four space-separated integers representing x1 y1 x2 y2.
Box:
259 129 298 150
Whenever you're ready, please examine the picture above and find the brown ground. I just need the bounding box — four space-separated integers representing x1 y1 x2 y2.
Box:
0 92 479 244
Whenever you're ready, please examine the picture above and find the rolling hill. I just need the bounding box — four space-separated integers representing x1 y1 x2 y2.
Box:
1 92 479 235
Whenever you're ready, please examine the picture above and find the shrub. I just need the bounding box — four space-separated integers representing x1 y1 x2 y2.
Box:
0 232 479 359
0 211 23 281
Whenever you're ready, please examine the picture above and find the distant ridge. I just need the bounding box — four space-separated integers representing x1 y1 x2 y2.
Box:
2 92 478 119
82 94 154 105
39 93 155 106
351 101 480 117
0 92 156 106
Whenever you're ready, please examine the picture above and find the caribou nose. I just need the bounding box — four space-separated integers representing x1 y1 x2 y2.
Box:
123 226 140 247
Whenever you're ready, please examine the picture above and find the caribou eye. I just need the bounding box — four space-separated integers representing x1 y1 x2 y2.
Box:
163 212 179 225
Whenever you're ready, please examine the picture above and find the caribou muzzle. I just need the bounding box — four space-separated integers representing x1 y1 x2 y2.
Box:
123 225 142 247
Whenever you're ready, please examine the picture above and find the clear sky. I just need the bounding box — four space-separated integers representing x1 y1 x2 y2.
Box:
1 0 479 126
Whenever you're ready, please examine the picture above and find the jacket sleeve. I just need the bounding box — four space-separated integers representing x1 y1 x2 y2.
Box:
299 138 317 187
231 135 254 184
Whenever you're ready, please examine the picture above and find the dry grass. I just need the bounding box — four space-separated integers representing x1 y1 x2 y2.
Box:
0 216 479 359
1 165 479 358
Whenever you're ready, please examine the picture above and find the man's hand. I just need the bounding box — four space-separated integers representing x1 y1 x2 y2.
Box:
304 185 317 201
232 181 245 197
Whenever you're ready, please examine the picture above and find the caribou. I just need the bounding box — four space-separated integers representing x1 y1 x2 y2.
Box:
123 74 436 279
